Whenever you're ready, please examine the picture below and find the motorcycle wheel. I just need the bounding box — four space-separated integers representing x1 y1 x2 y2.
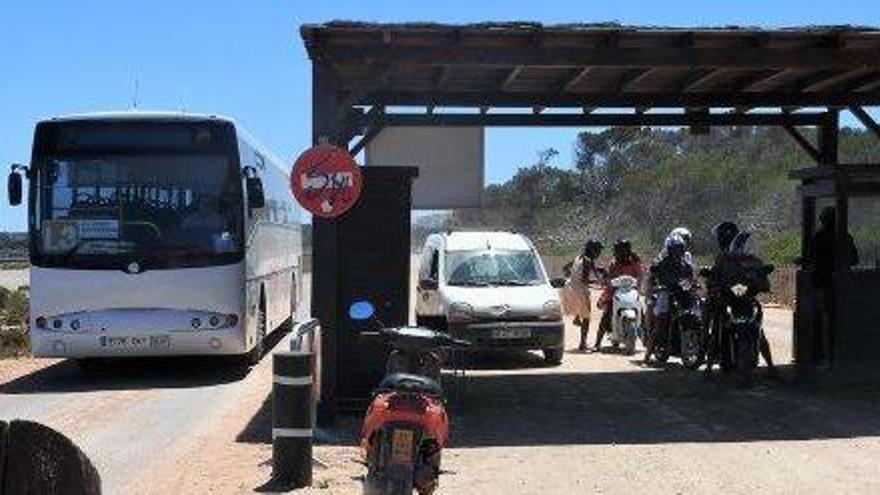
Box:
654 344 670 364
735 334 757 386
680 326 705 370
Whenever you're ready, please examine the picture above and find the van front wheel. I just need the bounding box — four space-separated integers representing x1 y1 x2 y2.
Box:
543 348 564 365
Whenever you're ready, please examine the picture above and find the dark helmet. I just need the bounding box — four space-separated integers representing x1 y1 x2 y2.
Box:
613 238 633 259
583 239 604 260
712 221 740 251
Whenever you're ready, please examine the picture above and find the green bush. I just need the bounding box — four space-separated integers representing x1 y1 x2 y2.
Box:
0 327 29 358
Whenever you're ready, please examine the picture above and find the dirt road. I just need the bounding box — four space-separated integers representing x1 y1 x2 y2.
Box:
4 307 880 494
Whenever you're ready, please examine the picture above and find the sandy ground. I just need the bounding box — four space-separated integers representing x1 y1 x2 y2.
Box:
6 297 880 493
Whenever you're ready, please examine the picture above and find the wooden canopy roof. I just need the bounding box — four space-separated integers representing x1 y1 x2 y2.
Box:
301 22 880 110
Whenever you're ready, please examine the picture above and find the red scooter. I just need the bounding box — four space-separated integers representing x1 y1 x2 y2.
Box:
349 301 469 495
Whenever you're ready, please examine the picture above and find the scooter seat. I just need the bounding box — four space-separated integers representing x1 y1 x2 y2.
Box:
378 373 443 396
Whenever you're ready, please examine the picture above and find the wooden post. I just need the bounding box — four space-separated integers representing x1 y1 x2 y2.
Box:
311 61 354 425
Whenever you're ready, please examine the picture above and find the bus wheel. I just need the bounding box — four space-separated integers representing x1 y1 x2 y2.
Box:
247 299 267 366
76 358 106 376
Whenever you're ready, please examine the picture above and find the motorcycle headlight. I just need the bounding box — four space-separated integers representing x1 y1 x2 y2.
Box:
730 284 748 298
448 302 475 323
541 300 562 321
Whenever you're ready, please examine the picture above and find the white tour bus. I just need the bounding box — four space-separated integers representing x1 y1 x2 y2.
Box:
6 112 302 365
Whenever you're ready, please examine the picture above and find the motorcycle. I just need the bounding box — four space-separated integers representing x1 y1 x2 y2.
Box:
651 277 705 369
350 300 470 495
706 264 774 383
608 275 644 354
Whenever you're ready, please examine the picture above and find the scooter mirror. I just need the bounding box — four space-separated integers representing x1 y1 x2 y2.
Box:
349 300 376 321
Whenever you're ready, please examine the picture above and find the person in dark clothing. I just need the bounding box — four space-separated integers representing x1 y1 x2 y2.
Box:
804 206 859 369
644 235 694 364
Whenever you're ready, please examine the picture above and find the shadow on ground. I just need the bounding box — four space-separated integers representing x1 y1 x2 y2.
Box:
239 358 880 450
0 324 290 394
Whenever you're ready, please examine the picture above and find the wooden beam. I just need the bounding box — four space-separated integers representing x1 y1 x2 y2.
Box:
377 111 826 127
501 66 523 92
801 68 874 92
849 106 880 140
740 68 796 91
563 67 593 93
615 68 653 92
434 65 452 90
316 45 879 69
369 90 880 109
854 77 880 93
782 124 821 163
620 68 658 92
679 68 722 92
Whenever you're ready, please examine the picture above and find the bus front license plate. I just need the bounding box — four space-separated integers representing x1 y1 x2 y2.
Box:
390 429 414 465
492 328 531 339
150 335 171 349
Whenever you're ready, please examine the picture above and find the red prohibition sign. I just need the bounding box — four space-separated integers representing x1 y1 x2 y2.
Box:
290 144 363 218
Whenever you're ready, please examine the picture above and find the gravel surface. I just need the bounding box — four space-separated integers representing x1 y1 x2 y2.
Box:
4 305 880 494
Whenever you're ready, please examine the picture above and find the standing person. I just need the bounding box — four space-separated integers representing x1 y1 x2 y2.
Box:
804 206 859 370
595 239 643 352
562 239 605 352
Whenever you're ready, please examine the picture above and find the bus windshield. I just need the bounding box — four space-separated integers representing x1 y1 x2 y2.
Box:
445 249 545 287
34 153 242 267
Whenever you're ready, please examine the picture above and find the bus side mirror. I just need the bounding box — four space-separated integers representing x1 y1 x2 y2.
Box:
7 168 23 206
246 177 265 209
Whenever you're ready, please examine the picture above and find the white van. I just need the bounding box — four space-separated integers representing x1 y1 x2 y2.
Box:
415 231 566 364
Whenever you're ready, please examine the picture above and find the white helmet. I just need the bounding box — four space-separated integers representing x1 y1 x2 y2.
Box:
670 227 692 247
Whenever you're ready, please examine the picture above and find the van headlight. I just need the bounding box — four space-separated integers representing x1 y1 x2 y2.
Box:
448 302 475 323
730 284 749 298
542 300 562 321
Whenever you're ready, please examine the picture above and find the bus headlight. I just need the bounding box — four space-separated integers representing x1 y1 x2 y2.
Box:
226 314 239 327
70 319 81 331
209 315 221 327
35 316 47 330
191 317 202 329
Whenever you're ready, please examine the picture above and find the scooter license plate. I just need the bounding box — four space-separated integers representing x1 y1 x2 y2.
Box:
390 429 414 465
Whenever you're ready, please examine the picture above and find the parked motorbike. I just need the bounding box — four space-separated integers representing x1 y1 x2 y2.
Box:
705 264 774 383
350 300 470 495
609 275 643 354
652 277 705 369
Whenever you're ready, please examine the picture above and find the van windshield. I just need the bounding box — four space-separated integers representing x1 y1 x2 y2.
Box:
445 249 544 287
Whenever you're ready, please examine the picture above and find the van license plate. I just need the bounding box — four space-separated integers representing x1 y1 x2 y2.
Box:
492 328 531 339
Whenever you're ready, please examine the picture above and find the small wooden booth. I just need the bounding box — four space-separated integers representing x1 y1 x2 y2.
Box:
792 161 880 372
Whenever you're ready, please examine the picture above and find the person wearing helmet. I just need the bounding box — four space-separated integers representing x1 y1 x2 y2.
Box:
655 227 694 268
703 223 777 375
644 234 694 364
594 239 644 352
562 238 606 352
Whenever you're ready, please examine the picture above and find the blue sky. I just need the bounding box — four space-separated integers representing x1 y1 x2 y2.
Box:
1 0 878 231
